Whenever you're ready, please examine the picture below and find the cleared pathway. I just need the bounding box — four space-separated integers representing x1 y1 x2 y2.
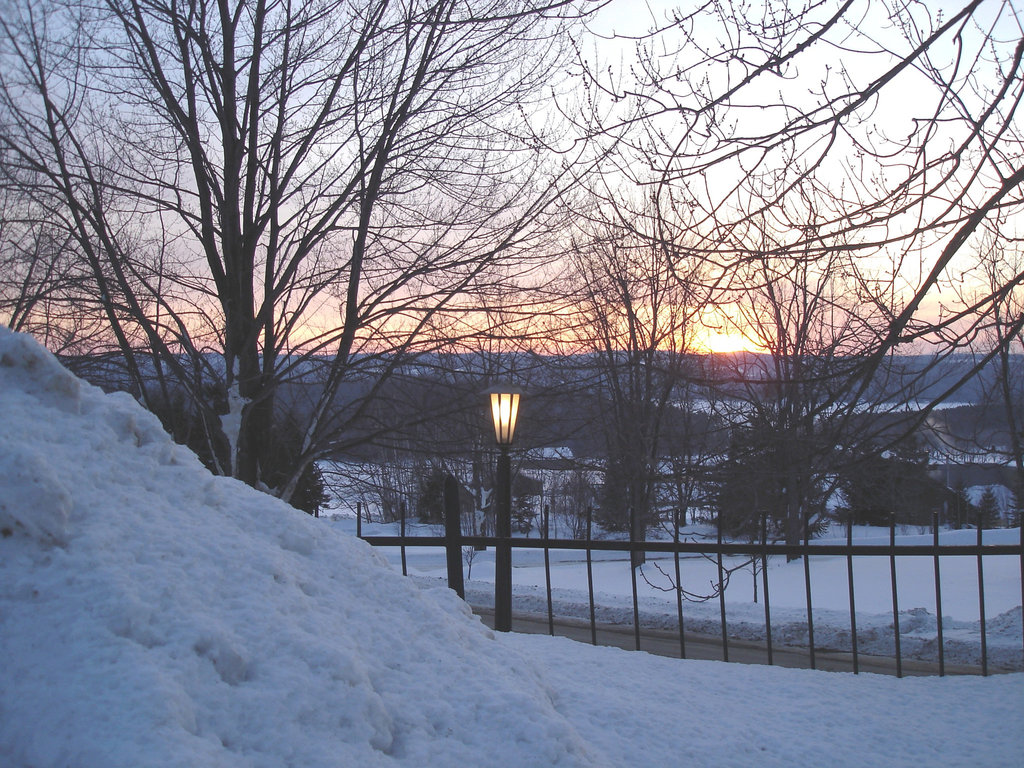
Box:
472 606 985 677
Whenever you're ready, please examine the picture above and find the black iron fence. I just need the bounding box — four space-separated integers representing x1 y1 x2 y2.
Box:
356 497 1024 677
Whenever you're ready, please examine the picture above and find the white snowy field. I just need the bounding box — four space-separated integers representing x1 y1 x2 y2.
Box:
344 518 1024 671
2 326 1023 767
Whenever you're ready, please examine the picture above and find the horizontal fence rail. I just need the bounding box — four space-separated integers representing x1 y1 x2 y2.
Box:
357 535 1022 557
357 508 1023 678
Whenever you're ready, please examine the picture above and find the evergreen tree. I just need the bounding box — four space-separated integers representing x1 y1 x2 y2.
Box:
715 423 826 542
976 487 1002 529
510 474 541 536
1010 481 1023 528
511 493 535 536
950 482 975 531
841 441 944 527
416 467 447 524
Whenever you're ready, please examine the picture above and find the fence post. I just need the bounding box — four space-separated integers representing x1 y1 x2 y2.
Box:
443 474 465 599
400 502 407 577
543 504 554 635
717 512 728 662
847 509 859 674
629 507 641 651
803 506 816 670
762 509 773 666
674 506 686 659
889 512 902 678
586 505 597 645
932 510 944 676
977 519 988 676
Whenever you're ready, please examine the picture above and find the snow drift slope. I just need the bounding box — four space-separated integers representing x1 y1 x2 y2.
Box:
0 328 599 768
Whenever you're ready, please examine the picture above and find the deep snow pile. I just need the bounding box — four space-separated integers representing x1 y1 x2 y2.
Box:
1 327 1022 768
0 328 597 767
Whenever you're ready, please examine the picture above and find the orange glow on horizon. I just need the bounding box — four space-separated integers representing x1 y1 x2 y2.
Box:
693 328 761 355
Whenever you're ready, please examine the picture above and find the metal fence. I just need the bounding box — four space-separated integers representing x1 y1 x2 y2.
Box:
357 499 1024 677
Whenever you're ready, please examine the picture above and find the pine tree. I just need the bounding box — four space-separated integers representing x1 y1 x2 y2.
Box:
1011 480 1024 528
511 493 535 536
976 487 1001 530
416 467 446 524
951 482 974 530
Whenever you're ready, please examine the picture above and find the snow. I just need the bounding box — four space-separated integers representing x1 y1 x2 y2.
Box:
220 378 246 474
1 326 1022 767
516 632 1021 767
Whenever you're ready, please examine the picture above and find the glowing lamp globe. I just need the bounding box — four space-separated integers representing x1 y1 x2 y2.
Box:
488 387 521 447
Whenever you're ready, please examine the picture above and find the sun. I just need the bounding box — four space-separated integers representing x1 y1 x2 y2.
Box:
697 330 758 354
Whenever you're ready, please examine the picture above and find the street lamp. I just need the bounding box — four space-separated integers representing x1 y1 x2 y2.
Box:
488 386 520 632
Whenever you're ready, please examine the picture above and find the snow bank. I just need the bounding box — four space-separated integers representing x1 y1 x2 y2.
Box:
511 632 1024 768
0 328 598 767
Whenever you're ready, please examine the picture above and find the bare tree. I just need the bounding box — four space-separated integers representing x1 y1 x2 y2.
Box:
0 0 599 506
972 231 1024 501
0 185 97 352
560 201 713 556
551 1 1024 562
574 0 1024 417
549 467 596 539
711 200 891 546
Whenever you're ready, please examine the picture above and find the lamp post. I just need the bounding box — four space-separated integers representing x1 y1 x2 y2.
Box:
489 387 520 632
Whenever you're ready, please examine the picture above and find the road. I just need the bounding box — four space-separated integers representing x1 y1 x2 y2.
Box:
471 606 985 677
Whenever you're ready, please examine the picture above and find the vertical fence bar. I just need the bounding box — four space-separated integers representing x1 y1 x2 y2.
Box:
847 511 859 674
586 505 597 646
629 507 641 651
932 511 944 676
400 502 408 577
1020 517 1023 666
674 507 686 659
889 513 902 678
977 521 988 676
443 475 465 599
356 501 362 539
543 504 554 636
803 508 816 671
761 510 773 666
717 514 729 662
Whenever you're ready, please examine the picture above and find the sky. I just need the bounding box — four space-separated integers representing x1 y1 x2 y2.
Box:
578 0 1024 354
1 324 1022 767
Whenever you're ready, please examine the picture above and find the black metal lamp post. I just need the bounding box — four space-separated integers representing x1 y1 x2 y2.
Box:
489 386 520 632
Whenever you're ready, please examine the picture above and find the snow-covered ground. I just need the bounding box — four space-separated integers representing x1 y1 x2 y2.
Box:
2 327 1022 767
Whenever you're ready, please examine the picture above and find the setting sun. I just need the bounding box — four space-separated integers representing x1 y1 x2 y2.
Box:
698 331 758 354
692 310 762 354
